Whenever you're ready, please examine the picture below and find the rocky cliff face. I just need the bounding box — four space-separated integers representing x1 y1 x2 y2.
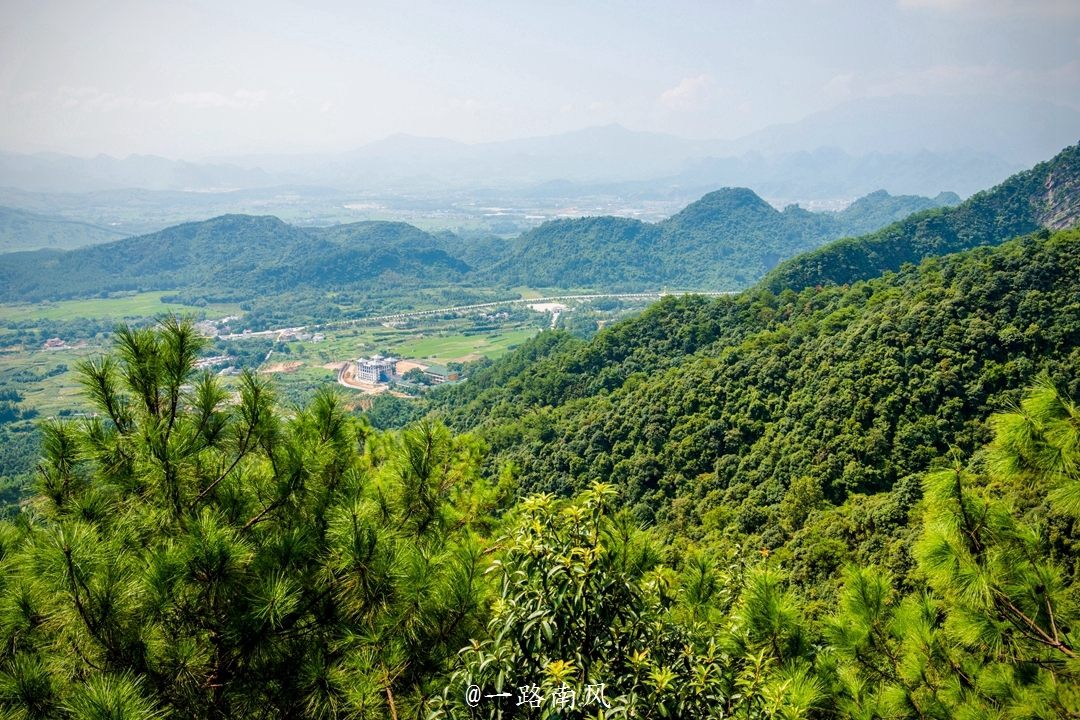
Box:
1037 160 1080 230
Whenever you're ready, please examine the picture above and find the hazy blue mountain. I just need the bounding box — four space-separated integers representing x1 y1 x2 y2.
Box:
0 185 355 236
212 125 1023 197
0 205 129 253
0 151 274 193
669 147 1020 201
730 94 1080 166
4 95 1064 201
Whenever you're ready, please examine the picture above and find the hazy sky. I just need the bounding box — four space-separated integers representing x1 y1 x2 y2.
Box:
1 0 1077 159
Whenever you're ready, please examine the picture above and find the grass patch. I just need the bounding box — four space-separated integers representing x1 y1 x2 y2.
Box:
0 292 237 323
393 329 537 362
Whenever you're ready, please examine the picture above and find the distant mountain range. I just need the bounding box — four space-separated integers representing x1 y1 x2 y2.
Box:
726 95 1080 166
459 190 960 291
577 147 1014 202
0 188 957 304
3 140 1078 306
2 95 1074 202
0 206 128 253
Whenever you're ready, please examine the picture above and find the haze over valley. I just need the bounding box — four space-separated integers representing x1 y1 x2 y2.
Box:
0 93 1070 239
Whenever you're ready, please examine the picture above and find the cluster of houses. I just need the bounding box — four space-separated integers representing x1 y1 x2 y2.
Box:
354 354 459 386
42 338 88 351
277 330 325 343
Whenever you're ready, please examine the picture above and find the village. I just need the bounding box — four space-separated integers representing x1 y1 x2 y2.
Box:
1 293 662 420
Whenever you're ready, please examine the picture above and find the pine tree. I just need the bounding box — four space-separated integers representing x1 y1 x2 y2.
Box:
828 376 1080 718
0 317 492 719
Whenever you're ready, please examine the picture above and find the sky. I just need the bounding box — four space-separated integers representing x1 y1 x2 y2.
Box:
0 0 1078 159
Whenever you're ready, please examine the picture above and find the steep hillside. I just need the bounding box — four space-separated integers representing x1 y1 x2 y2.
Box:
766 143 1080 292
0 205 128 253
429 228 1080 533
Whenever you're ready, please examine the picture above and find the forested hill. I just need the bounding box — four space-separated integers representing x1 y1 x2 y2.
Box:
470 186 957 290
828 189 960 237
0 216 468 303
0 187 954 303
428 226 1080 529
765 142 1080 292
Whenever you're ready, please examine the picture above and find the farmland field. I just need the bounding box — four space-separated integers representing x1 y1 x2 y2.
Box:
391 328 537 362
0 292 239 323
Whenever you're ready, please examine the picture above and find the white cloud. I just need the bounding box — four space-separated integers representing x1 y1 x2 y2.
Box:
659 75 728 111
55 85 157 111
235 89 267 103
84 93 156 111
171 90 266 108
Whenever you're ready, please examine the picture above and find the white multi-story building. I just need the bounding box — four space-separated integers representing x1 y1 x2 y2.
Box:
356 355 397 384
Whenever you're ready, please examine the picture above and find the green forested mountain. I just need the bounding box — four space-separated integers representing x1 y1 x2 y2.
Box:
0 186 958 304
0 216 469 303
468 186 959 290
821 189 960 237
766 143 1080 291
429 227 1080 531
0 205 128 253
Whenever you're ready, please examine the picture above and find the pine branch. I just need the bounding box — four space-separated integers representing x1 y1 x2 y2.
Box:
995 591 1076 659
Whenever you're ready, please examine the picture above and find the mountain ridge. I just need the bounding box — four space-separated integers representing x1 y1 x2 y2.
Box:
0 187 957 303
764 143 1080 292
3 95 1065 197
467 185 959 290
